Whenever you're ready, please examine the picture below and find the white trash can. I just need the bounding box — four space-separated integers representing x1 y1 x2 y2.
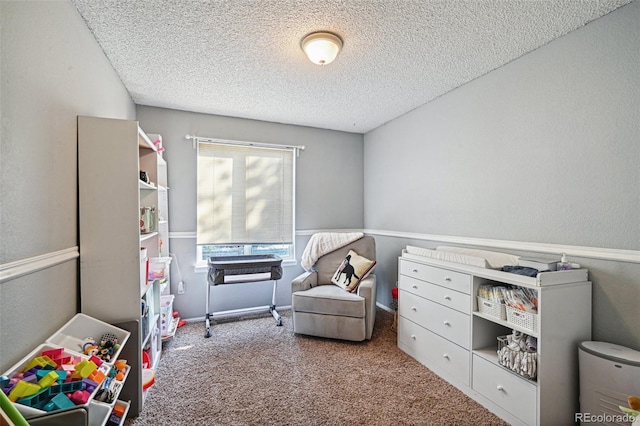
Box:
579 341 640 425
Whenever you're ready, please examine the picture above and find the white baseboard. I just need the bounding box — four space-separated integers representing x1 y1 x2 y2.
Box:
376 302 395 313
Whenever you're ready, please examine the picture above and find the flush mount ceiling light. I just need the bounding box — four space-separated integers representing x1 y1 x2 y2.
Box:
301 32 343 65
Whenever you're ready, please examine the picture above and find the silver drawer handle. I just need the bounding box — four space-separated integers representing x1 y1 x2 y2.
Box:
444 295 452 301
411 306 417 311
443 320 451 326
412 284 418 289
411 334 416 340
412 269 418 273
496 385 504 392
442 354 450 360
444 277 452 282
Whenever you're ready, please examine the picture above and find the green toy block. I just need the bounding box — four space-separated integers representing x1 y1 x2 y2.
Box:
8 381 41 402
37 371 59 388
23 356 56 372
71 360 97 379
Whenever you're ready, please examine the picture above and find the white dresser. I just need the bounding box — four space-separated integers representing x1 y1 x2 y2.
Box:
397 252 592 426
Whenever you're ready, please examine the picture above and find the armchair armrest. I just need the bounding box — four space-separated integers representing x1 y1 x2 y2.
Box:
357 274 377 340
292 271 318 293
356 275 376 301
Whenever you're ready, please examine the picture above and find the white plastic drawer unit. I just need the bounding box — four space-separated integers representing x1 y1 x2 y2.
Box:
399 275 470 314
472 355 537 426
399 259 471 294
398 316 470 386
399 290 470 349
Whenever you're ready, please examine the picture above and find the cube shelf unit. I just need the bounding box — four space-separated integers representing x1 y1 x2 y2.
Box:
78 116 169 417
397 252 592 426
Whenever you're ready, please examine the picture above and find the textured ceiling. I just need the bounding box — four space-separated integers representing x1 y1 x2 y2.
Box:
71 0 632 134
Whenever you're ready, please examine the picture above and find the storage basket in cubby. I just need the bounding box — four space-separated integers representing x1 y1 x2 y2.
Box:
506 306 538 333
497 335 537 380
148 257 171 281
476 297 507 320
160 294 175 335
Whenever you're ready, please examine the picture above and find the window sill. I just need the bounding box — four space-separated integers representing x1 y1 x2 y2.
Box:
194 258 298 274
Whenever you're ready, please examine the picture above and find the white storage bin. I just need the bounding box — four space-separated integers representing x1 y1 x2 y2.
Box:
46 313 130 365
477 297 506 320
160 295 174 335
148 256 171 281
506 306 538 333
1 343 104 419
88 399 130 426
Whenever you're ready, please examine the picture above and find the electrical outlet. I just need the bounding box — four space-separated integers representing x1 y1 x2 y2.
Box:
178 281 185 294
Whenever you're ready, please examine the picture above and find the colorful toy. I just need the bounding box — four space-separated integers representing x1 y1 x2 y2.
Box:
43 393 74 412
91 333 121 362
68 390 90 405
2 347 116 413
71 360 98 379
88 369 105 386
23 356 56 372
8 381 40 402
36 371 58 388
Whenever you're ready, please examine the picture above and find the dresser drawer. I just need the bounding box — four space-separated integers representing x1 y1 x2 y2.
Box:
399 290 470 349
472 355 536 425
399 275 470 314
398 316 470 386
399 259 471 294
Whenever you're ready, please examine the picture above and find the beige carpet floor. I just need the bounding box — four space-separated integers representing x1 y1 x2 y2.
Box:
125 308 507 425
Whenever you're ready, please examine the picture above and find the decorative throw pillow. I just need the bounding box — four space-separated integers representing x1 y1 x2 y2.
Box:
331 250 376 293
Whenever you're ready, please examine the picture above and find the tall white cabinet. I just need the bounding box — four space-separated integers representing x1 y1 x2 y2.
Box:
78 116 167 417
397 252 592 426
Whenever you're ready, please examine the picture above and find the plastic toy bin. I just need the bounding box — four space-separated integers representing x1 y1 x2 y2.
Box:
88 399 130 426
160 295 174 335
45 313 130 365
148 257 171 281
0 343 103 419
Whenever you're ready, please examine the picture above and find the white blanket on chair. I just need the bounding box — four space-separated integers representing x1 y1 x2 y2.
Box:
301 232 364 271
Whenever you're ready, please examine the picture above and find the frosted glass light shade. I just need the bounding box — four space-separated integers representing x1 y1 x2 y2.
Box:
301 32 343 65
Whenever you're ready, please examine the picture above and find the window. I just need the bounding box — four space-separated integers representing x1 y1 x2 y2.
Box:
196 141 295 263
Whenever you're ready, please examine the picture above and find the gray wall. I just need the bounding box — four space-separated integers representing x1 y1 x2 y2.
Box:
0 2 135 370
365 1 640 348
136 106 364 320
2 0 638 376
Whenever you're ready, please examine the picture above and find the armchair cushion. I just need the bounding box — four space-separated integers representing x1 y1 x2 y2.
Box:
292 285 366 318
330 249 376 293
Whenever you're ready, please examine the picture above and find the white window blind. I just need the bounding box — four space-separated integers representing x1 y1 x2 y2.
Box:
197 142 294 246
